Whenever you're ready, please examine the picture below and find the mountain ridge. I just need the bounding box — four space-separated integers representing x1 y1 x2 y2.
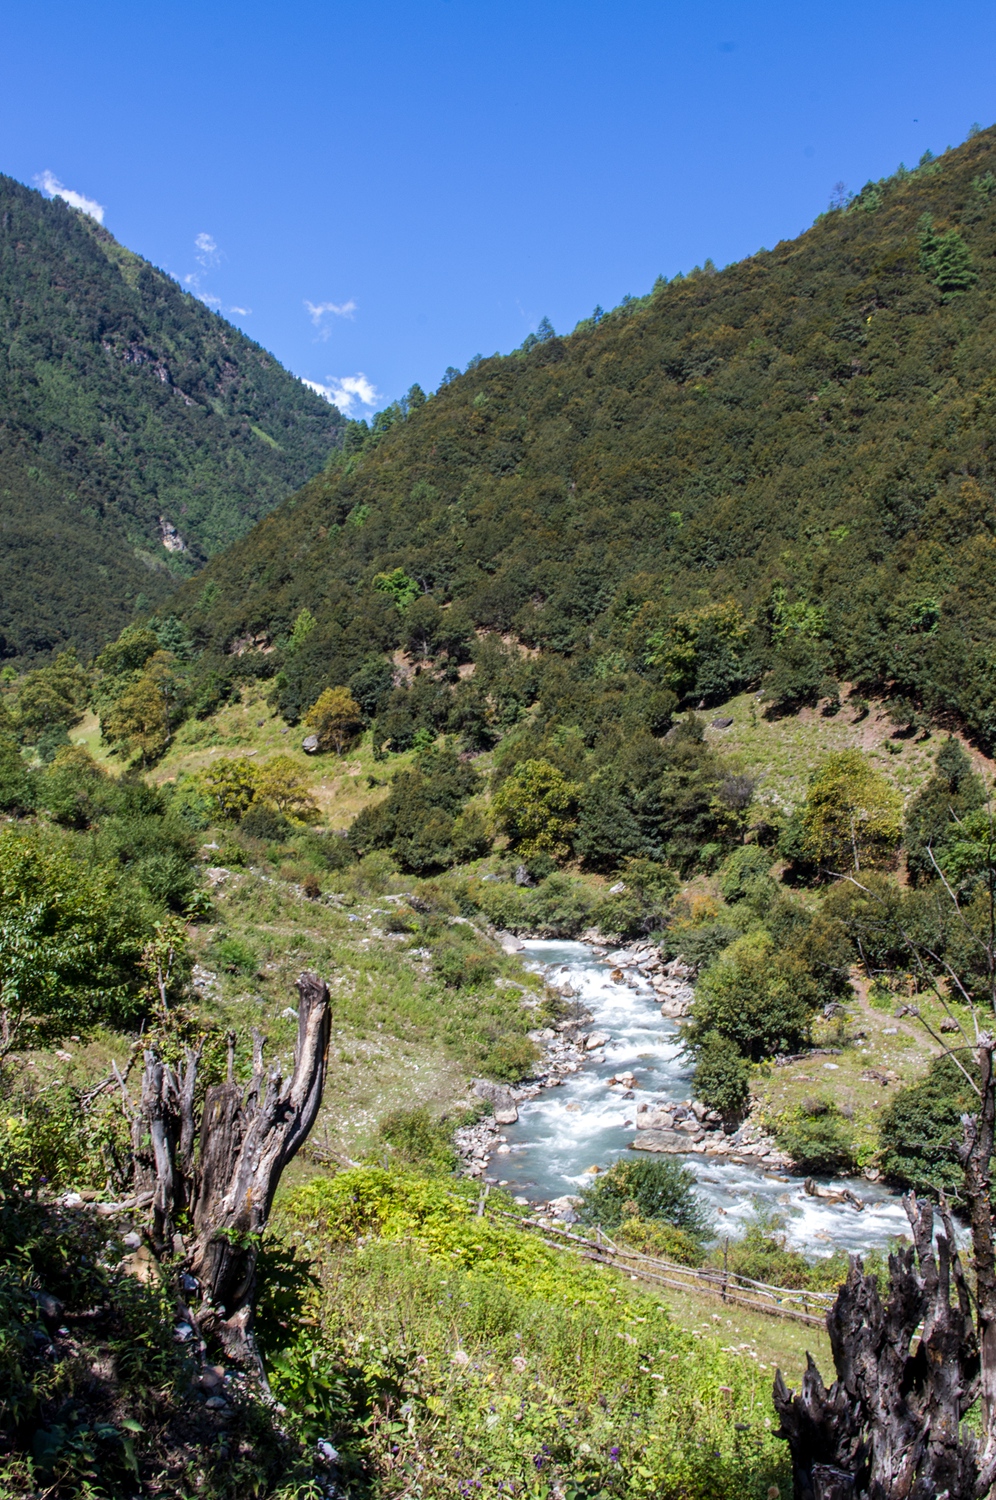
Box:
0 172 344 660
170 126 996 752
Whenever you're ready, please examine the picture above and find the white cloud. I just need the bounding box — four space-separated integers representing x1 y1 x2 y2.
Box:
195 231 220 267
302 373 379 418
305 299 357 338
36 170 104 223
229 305 251 316
183 273 221 307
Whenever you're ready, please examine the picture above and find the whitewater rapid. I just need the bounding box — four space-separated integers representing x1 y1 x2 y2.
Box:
496 940 914 1257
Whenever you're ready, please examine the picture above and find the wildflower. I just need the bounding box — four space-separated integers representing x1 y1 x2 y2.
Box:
610 1446 621 1463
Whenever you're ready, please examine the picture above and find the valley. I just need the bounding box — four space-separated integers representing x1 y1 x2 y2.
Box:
3 126 996 1498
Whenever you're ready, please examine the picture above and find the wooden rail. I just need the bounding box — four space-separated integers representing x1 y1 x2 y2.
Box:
487 1206 835 1327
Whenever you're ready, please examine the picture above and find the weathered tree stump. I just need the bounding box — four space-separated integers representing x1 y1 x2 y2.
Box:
132 972 331 1369
774 1195 982 1500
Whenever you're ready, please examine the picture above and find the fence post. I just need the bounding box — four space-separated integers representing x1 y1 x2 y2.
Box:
722 1237 729 1304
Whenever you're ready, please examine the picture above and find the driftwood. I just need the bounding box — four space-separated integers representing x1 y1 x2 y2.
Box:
131 972 331 1369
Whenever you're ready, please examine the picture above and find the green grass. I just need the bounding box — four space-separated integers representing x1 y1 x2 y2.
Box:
701 692 989 821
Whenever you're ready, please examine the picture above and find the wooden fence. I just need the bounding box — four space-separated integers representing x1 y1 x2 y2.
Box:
486 1205 836 1327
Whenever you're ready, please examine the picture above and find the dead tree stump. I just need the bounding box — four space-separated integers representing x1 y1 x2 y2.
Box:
774 1195 981 1500
133 972 331 1368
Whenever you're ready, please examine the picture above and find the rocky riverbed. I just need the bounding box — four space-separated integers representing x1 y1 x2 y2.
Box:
455 938 913 1254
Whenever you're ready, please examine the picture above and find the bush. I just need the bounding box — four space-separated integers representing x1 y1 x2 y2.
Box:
774 1098 858 1175
241 803 291 841
878 1054 976 1201
304 686 364 754
377 1106 456 1170
0 733 35 814
479 1034 540 1083
722 1208 850 1291
691 1031 751 1118
577 1157 710 1239
0 828 148 1052
616 1215 706 1265
491 758 580 861
212 935 259 976
433 940 497 990
719 845 774 903
685 929 819 1060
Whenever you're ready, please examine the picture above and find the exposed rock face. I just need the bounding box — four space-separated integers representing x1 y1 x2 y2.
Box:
159 515 187 552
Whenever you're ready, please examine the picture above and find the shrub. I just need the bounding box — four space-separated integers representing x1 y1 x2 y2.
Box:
0 734 35 814
691 1031 751 1118
479 1034 540 1082
433 940 496 990
240 802 292 842
491 758 580 860
774 1098 858 1175
0 828 148 1055
377 1106 456 1170
878 1054 976 1201
577 1157 710 1239
616 1215 706 1265
304 686 364 754
796 750 903 874
212 935 259 976
719 845 774 903
722 1208 850 1291
685 930 820 1060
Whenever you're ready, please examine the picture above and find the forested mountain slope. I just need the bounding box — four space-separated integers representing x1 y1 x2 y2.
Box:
0 173 344 660
175 127 996 750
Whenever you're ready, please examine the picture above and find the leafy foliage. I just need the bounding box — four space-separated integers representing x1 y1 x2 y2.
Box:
171 129 996 763
0 827 147 1057
774 1098 858 1175
691 1031 751 1118
304 686 364 754
685 930 821 1061
878 1054 978 1200
576 1156 710 1238
272 1167 786 1498
788 750 903 874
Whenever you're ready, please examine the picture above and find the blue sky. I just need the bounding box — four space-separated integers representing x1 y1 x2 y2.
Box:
2 1 994 419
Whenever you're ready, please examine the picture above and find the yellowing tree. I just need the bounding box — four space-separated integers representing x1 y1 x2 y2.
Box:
200 757 262 820
800 749 902 872
491 758 580 861
305 687 363 754
101 652 186 764
255 755 318 820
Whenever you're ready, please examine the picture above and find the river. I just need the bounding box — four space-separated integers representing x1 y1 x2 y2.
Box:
496 940 913 1257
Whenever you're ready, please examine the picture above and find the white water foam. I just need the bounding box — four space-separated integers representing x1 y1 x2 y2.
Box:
496 940 914 1257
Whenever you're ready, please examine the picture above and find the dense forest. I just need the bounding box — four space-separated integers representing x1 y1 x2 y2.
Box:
171 126 996 756
0 174 344 661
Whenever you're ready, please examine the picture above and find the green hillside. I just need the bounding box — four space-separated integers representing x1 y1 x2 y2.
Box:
174 127 996 752
0 173 344 661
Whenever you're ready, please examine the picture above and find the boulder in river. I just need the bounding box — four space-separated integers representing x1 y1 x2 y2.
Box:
629 1128 692 1154
585 1031 610 1050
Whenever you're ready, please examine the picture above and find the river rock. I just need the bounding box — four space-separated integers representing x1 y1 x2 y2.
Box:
658 985 694 1018
472 1078 519 1123
584 1031 610 1050
629 1129 691 1154
497 931 524 953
